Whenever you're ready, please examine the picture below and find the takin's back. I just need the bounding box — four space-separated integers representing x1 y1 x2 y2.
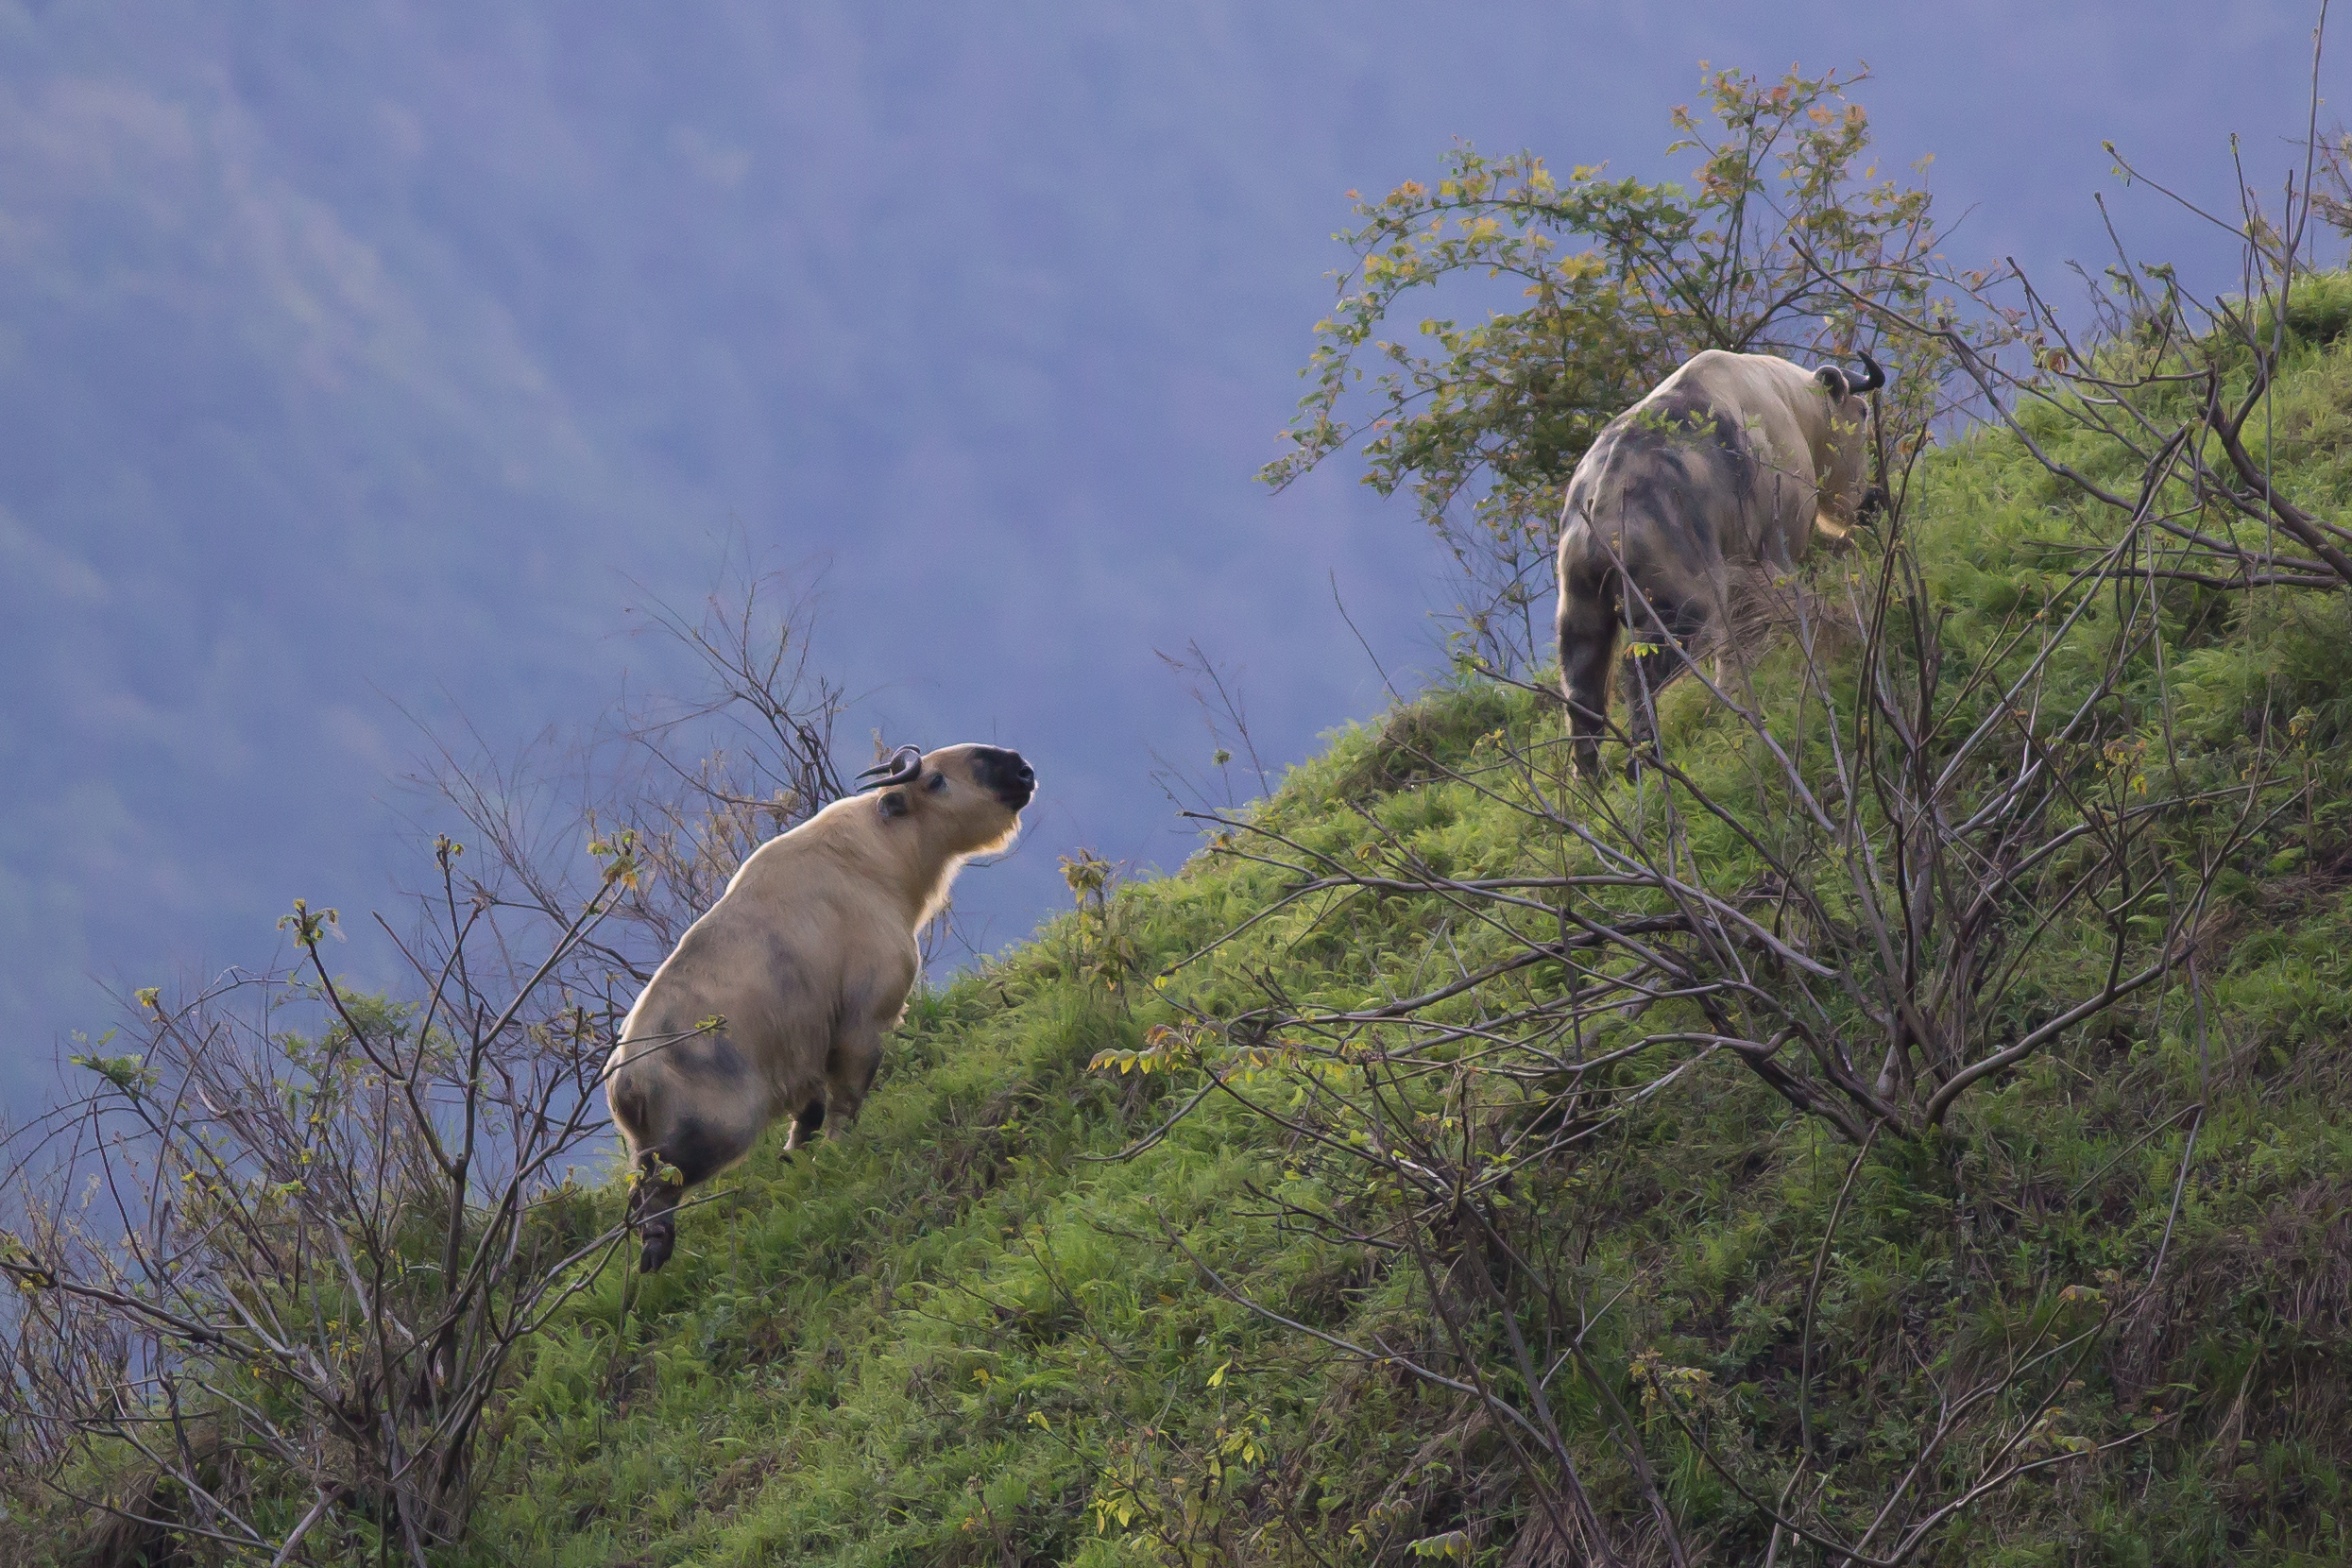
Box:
605 741 1036 1271
1559 349 1857 588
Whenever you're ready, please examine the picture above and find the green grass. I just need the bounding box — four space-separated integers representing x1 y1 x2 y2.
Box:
19 310 2342 1566
463 340 2352 1566
438 317 2352 1567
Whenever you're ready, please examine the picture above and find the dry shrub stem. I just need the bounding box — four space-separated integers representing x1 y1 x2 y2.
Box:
1118 49 2351 1546
0 559 864 1562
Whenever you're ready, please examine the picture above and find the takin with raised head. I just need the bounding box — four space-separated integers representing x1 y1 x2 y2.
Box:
1555 347 1883 775
605 741 1035 1271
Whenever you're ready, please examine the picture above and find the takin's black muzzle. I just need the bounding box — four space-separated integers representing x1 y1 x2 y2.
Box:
971 746 1036 810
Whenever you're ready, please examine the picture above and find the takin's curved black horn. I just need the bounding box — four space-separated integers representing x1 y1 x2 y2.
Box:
857 744 925 790
1849 350 1885 395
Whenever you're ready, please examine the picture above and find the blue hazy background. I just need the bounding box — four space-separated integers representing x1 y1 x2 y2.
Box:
1 1 2334 1109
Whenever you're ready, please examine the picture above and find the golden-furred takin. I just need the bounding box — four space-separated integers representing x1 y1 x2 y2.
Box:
605 742 1035 1271
1555 348 1883 775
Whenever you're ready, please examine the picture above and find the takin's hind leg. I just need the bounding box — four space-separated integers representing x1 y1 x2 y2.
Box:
1617 597 1709 775
1617 635 1680 768
1557 574 1622 780
627 1150 684 1273
627 1114 751 1273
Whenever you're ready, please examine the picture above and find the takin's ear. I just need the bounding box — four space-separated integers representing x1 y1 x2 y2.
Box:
878 791 911 819
1815 365 1853 400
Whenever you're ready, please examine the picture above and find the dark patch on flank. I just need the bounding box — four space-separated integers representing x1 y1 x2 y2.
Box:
609 1077 650 1142
700 1034 750 1084
1582 388 1762 584
1697 404 1758 506
1614 468 1710 569
762 935 815 1006
658 1117 732 1187
1645 385 1716 425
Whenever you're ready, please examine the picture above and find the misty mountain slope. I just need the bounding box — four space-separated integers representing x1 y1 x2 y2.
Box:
1 0 2327 1117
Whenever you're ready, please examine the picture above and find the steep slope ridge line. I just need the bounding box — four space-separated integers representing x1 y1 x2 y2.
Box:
14 291 2352 1568
438 321 2352 1566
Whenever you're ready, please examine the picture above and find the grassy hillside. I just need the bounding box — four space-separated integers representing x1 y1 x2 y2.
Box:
437 310 2352 1566
18 284 2349 1566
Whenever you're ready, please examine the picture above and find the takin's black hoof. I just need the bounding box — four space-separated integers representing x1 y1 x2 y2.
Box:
637 1226 674 1273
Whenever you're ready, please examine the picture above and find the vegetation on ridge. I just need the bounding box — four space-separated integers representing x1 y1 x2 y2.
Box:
9 62 2352 1568
435 312 2352 1562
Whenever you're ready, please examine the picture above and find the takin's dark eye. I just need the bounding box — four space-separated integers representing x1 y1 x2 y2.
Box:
925 772 949 793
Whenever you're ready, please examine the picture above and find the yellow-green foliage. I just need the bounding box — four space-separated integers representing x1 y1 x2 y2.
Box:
438 322 2352 1568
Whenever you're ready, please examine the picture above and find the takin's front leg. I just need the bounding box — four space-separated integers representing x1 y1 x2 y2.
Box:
805 1015 891 1144
1618 633 1685 767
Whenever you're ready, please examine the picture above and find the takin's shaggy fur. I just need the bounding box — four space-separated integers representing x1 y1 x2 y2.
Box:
605 742 1034 1271
1556 348 1882 775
